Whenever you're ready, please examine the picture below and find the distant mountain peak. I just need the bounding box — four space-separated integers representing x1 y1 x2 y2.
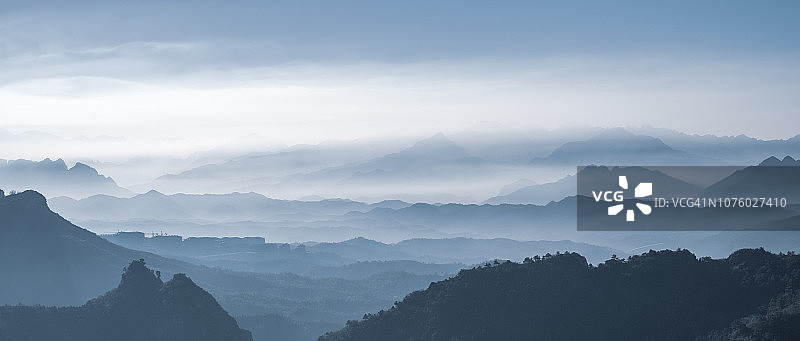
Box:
142 189 167 197
343 236 384 246
410 132 459 150
593 127 638 139
348 236 373 242
760 156 781 165
43 157 68 167
588 128 668 147
758 155 800 166
337 132 483 182
530 128 701 166
393 133 480 164
69 162 101 175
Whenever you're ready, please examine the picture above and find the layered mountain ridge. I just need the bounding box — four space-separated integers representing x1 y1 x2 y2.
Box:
0 158 131 199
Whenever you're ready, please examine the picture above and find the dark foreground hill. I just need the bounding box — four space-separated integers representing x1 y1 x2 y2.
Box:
0 189 186 306
320 249 800 341
0 259 253 341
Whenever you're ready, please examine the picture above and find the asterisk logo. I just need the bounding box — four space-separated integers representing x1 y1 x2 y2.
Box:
608 176 652 221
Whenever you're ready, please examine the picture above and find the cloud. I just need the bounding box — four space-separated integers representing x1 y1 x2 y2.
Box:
0 40 798 163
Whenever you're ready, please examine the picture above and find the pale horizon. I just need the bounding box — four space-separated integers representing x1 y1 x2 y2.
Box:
3 1 799 162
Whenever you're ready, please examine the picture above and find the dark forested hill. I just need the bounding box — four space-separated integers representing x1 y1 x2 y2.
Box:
0 259 253 341
320 249 800 341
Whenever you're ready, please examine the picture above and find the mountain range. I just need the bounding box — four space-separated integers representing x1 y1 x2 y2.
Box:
42 160 800 256
132 127 800 203
628 126 800 166
2 185 800 340
46 189 578 242
0 189 459 338
484 175 575 205
0 158 132 199
759 155 800 166
49 190 384 222
531 128 720 166
7 127 800 205
306 237 620 266
235 133 499 203
488 155 800 206
147 138 408 195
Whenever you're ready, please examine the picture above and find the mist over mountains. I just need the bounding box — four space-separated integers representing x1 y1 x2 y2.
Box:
3 124 800 340
40 154 800 261
4 0 799 338
146 127 797 203
4 188 799 340
99 231 620 277
0 190 465 338
5 189 800 340
0 158 132 199
484 175 574 205
47 189 579 242
2 188 626 339
7 127 800 205
629 126 800 166
531 128 719 166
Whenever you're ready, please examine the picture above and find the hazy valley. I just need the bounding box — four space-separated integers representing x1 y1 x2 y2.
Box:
3 127 800 340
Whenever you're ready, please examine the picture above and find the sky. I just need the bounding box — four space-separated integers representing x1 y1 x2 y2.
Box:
1 0 799 159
